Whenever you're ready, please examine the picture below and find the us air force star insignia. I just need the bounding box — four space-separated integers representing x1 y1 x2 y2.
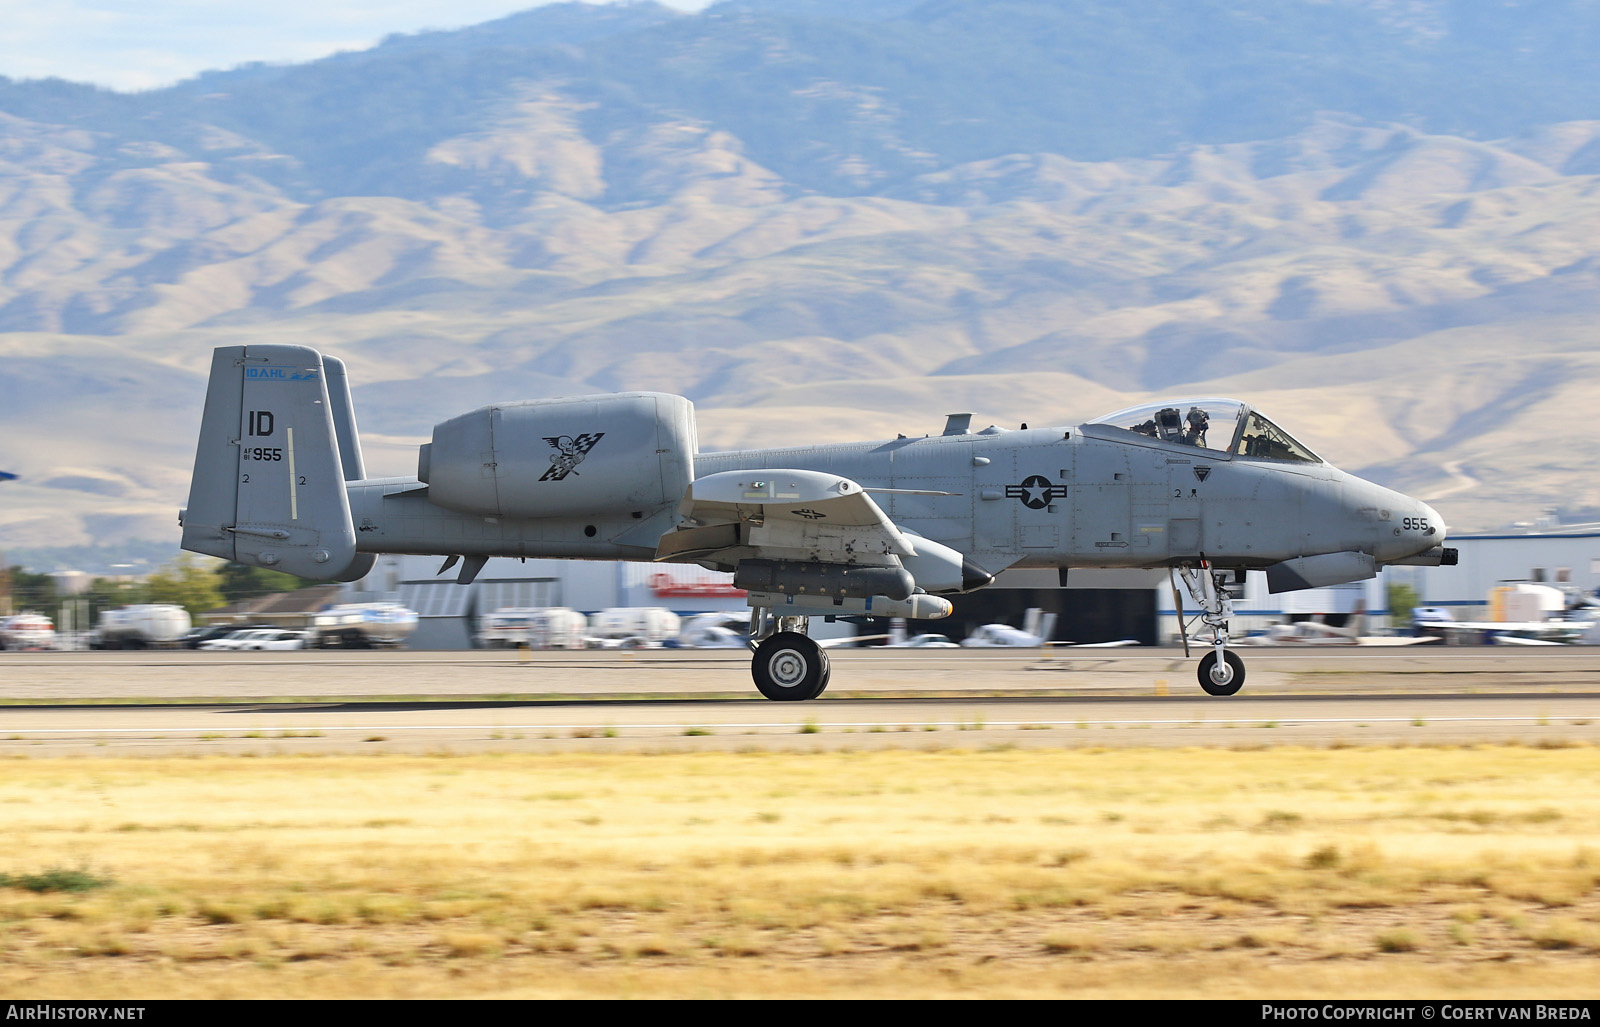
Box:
791 509 826 520
1193 466 1211 482
539 432 605 481
1004 474 1070 510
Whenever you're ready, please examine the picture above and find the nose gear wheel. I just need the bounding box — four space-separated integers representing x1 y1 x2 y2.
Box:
1197 649 1245 696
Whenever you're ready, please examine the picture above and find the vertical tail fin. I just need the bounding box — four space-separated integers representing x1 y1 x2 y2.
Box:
180 345 372 581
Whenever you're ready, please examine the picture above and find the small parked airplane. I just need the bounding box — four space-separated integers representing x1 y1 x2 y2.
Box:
961 608 1058 647
676 612 751 649
1236 621 1442 646
1236 603 1440 646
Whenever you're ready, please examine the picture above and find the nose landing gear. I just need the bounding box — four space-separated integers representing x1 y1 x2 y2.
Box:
1173 563 1246 696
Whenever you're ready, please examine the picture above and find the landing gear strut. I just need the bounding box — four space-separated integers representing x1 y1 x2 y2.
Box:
748 610 830 701
1173 563 1246 696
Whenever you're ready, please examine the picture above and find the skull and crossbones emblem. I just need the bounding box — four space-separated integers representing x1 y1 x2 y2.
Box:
539 433 605 481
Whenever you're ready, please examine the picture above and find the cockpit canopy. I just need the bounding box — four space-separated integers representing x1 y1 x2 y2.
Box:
1088 398 1321 464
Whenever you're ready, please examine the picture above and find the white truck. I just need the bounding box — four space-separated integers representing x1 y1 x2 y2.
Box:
476 607 588 649
310 602 418 648
0 613 56 651
586 607 682 648
91 605 192 649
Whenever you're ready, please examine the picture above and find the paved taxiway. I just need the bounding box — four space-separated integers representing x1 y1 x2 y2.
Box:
3 647 1599 754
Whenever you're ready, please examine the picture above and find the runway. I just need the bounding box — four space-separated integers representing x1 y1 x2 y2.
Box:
3 647 1599 754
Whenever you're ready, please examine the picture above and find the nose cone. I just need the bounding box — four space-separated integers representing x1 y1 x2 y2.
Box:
1376 494 1446 562
1420 502 1448 543
1338 473 1446 562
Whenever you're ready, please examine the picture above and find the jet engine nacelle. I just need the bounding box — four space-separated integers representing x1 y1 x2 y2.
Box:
418 392 697 520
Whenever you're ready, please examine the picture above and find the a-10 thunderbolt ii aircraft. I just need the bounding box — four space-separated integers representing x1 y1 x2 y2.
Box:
179 345 1456 700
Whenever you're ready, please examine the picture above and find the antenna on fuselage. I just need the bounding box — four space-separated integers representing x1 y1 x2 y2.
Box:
942 413 972 436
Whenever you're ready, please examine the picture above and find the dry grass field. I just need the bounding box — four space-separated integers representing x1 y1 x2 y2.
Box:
0 744 1597 999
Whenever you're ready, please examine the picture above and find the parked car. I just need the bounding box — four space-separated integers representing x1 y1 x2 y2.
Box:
199 629 280 651
236 630 308 651
181 624 273 649
0 613 56 651
895 633 960 648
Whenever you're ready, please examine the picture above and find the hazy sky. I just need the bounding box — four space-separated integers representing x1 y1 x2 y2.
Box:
0 1 711 91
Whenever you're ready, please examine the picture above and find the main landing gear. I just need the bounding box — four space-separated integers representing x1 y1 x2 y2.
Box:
748 610 830 701
1172 563 1246 696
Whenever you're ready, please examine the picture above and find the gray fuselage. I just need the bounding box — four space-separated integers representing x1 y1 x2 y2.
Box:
344 422 1442 577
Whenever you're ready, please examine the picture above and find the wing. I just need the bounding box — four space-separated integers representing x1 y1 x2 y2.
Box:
655 468 914 569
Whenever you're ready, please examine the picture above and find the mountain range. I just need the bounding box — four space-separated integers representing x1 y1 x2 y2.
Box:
3 0 1599 551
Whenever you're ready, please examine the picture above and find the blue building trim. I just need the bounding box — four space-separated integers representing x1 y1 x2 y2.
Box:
1449 532 1600 541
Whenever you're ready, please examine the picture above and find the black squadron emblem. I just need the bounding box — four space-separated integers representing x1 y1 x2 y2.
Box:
539 433 605 481
1004 474 1070 510
1193 466 1211 482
